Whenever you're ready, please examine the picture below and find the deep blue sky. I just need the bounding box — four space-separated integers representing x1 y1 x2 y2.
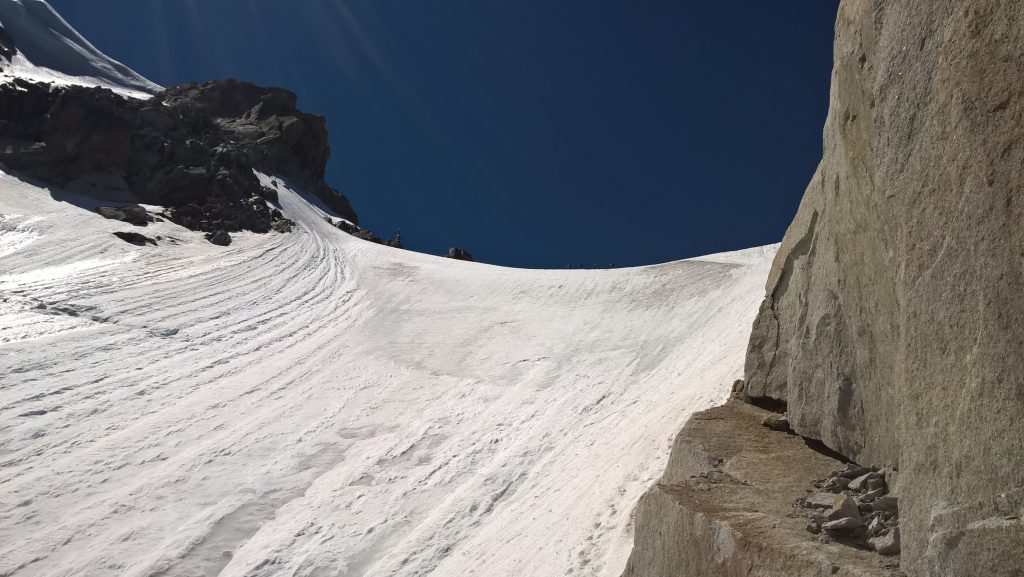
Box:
51 0 839 268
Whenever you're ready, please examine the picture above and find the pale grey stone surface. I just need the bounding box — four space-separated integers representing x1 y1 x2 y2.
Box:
620 402 897 577
924 488 1024 577
743 0 1024 574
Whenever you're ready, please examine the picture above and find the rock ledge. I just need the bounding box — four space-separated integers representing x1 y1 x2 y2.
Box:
622 401 901 577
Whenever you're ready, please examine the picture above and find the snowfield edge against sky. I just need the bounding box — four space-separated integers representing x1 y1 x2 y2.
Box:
0 171 775 577
0 5 778 575
0 0 161 98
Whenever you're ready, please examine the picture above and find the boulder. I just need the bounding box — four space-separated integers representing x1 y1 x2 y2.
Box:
112 231 156 246
205 230 231 246
121 205 149 225
801 493 837 510
872 495 899 515
847 472 880 492
96 205 149 226
868 528 900 556
826 494 861 523
822 517 863 534
837 464 870 480
866 516 885 538
271 218 294 233
446 247 475 262
760 413 790 432
823 476 850 493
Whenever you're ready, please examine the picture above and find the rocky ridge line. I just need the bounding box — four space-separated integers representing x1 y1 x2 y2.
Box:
0 77 357 242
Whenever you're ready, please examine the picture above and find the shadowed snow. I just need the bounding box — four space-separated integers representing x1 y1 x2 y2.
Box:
0 0 160 97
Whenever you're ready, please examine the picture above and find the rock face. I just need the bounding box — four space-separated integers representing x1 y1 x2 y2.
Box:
621 402 899 577
742 1 1024 575
0 78 357 236
96 205 150 226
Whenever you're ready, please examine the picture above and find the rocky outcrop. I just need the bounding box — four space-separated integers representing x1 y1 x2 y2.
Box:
205 229 231 246
741 1 1024 575
0 78 357 238
157 80 356 221
96 205 151 226
324 216 404 249
622 402 900 577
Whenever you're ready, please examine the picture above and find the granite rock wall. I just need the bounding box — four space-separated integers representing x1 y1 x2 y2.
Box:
743 1 1024 574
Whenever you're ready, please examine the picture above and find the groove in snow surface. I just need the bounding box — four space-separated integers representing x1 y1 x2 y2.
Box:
0 169 776 577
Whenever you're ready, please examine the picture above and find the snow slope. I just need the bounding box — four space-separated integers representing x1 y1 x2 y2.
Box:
0 0 160 97
0 170 775 577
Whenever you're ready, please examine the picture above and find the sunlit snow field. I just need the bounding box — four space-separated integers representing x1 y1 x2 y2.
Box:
0 171 774 577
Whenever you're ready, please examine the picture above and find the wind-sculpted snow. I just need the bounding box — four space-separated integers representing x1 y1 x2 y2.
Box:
0 170 775 577
0 0 160 97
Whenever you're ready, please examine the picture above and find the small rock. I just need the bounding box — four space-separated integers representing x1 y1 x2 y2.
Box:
822 516 864 533
120 205 150 225
824 476 851 493
271 218 294 233
862 488 885 501
873 495 899 514
802 493 837 510
867 516 885 537
729 379 748 400
97 206 126 221
827 494 861 522
113 231 157 246
848 472 880 491
837 464 870 479
806 521 822 534
868 527 901 555
97 205 150 226
761 413 790 432
206 230 231 246
867 477 886 492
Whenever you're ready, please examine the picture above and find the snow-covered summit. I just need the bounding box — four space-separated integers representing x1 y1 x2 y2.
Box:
0 0 160 97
